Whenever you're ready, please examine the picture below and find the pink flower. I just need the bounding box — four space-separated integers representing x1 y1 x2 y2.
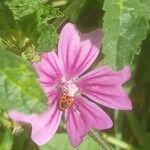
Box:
9 23 132 147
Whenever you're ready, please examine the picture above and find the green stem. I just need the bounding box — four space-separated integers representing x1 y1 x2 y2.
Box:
103 133 138 150
89 130 113 150
114 111 123 150
52 0 86 29
52 0 68 7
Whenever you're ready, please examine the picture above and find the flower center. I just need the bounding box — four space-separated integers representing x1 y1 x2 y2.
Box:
60 77 78 96
58 77 78 111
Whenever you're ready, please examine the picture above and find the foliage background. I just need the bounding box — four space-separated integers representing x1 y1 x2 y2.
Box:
0 0 150 150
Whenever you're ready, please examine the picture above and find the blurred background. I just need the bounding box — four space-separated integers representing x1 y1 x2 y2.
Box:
0 0 150 150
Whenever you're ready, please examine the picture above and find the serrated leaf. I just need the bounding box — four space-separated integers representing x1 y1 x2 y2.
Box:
102 0 150 69
40 133 101 150
2 1 62 54
37 25 58 51
0 49 47 113
139 0 150 20
38 5 63 23
5 0 40 19
17 12 40 47
5 0 63 21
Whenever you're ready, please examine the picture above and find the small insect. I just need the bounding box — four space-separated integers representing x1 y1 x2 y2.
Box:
59 94 74 111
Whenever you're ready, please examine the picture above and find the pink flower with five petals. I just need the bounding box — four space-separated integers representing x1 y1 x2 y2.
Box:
9 23 132 147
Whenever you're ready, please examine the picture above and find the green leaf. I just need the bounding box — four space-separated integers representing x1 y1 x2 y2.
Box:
11 132 27 150
102 0 150 69
0 3 15 36
17 12 41 47
0 127 13 150
1 1 62 54
40 133 101 150
5 0 63 21
17 12 59 52
5 0 40 19
17 14 58 52
38 5 63 23
11 128 39 150
139 0 150 20
37 25 58 51
70 0 104 32
0 49 47 113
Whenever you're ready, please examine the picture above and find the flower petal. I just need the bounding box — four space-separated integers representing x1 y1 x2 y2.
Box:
9 94 62 145
58 23 102 79
33 51 63 96
65 96 112 147
77 66 132 110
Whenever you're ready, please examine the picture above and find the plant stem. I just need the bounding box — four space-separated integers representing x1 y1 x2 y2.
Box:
52 0 68 7
114 111 123 150
103 133 138 150
89 130 113 150
53 0 86 29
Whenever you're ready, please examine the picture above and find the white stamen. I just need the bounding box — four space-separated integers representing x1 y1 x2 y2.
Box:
60 77 78 97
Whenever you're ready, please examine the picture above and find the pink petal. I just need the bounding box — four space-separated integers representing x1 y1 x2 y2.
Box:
65 96 112 147
33 51 63 97
58 23 102 79
77 66 132 110
9 94 62 145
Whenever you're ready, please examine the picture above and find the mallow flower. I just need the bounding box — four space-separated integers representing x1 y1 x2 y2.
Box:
9 23 132 147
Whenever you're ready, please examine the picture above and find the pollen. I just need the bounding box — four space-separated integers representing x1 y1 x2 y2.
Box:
59 77 78 97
